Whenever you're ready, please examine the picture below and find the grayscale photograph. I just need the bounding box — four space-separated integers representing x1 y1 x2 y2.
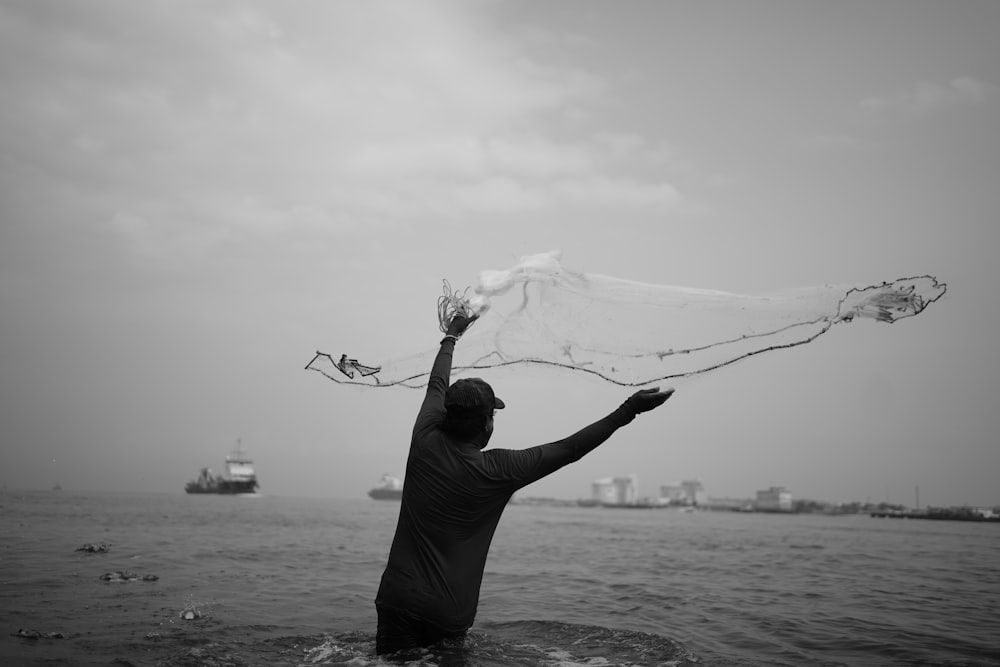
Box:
1 2 997 665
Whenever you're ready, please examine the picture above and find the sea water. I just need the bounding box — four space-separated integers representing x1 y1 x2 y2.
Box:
1 489 998 666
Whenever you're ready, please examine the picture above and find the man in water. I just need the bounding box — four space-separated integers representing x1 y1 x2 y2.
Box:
374 314 674 655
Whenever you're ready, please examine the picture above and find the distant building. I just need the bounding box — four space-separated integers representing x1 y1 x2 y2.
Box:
705 497 755 512
659 479 708 506
756 486 793 512
592 475 638 505
659 482 687 504
682 479 708 506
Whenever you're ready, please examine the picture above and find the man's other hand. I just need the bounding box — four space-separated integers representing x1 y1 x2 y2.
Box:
625 387 674 414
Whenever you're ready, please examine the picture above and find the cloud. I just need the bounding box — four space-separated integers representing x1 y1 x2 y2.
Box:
448 174 680 215
351 136 594 178
796 133 863 152
0 1 685 267
860 76 998 115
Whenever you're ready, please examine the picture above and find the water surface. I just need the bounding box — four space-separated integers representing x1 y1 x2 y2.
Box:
2 490 998 665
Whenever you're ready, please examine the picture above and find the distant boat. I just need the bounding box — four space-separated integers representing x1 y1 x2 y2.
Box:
185 440 259 495
368 474 403 500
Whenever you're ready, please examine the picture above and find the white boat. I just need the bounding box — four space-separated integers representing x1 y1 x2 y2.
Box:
368 474 403 500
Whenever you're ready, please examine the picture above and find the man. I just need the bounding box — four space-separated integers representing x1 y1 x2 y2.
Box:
374 313 674 655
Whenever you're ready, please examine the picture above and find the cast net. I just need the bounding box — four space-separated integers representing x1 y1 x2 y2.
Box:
306 251 946 388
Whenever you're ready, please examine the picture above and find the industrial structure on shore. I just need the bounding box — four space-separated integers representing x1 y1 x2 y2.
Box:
577 474 793 512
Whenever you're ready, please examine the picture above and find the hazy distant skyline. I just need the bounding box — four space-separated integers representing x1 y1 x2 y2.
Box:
2 1 998 507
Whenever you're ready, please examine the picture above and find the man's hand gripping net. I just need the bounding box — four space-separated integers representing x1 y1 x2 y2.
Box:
437 280 482 334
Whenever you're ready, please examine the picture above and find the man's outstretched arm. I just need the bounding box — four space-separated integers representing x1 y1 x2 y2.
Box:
497 387 675 486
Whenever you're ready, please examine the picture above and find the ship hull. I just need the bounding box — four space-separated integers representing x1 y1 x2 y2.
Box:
368 488 403 501
185 479 259 494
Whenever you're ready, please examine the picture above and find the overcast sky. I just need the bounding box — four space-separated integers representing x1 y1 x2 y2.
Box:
2 0 997 507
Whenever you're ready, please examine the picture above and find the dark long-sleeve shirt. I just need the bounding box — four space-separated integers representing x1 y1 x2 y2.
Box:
374 338 637 632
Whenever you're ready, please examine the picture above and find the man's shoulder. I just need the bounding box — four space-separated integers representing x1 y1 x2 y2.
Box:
411 428 448 452
482 446 515 458
482 446 538 465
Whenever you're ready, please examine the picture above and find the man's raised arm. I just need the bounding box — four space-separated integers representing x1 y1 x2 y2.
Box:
412 314 478 437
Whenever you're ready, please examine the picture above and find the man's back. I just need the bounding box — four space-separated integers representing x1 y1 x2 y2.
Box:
376 428 516 632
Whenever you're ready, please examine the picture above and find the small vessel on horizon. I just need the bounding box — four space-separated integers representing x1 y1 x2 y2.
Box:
368 474 403 500
185 440 259 495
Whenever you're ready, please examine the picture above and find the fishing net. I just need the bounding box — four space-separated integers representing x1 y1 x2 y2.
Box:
306 251 946 388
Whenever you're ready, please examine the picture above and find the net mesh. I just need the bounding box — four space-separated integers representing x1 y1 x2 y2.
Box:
306 251 946 388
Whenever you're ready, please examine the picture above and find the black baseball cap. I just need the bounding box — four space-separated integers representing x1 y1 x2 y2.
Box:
444 378 505 411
